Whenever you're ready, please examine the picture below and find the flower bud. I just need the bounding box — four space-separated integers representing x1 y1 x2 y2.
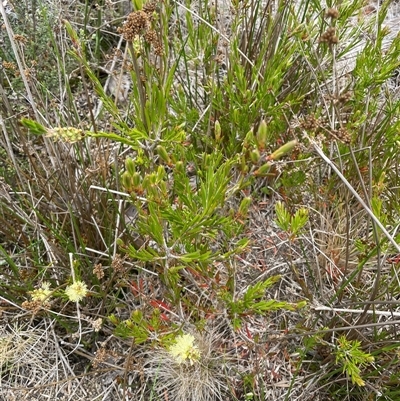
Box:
157 145 171 164
214 119 221 142
132 172 142 188
254 162 271 176
268 140 297 160
125 157 136 176
256 120 268 150
250 148 261 164
121 171 133 191
175 161 185 174
243 130 255 149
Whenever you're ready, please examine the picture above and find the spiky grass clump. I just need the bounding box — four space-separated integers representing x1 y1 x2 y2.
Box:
0 323 57 398
144 330 232 401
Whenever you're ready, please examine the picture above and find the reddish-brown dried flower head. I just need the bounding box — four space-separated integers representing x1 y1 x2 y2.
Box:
119 11 149 41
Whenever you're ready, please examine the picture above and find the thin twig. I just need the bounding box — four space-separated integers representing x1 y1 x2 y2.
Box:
314 305 400 317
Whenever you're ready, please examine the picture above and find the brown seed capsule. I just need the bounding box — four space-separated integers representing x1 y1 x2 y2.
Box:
320 27 339 45
325 8 339 19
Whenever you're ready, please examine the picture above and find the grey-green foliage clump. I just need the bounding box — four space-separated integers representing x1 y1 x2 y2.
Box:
0 2 63 94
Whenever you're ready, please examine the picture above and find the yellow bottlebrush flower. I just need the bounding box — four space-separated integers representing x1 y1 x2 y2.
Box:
29 282 52 302
46 127 85 143
169 333 201 365
65 280 88 302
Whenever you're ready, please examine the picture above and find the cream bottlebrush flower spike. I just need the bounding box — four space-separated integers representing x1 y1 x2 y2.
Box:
65 280 88 302
169 333 201 365
29 282 52 302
